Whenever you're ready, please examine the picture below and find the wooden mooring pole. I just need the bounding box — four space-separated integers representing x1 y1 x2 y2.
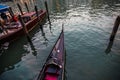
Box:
18 15 37 56
34 5 39 19
17 3 24 15
8 7 14 19
105 16 120 54
18 15 31 42
109 16 120 41
44 1 51 25
24 2 29 13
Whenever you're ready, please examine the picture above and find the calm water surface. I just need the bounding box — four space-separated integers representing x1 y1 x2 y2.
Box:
0 0 120 80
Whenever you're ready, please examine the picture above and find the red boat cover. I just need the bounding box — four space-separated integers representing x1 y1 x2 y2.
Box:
45 74 58 80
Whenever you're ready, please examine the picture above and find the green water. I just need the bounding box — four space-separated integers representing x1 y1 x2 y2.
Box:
0 0 120 80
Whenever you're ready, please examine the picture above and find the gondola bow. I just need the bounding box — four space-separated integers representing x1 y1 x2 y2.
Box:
37 28 65 80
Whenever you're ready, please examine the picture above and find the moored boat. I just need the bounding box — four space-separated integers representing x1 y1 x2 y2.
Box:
36 27 65 80
0 4 46 45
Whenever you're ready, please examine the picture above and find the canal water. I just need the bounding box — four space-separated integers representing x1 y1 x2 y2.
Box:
0 0 120 80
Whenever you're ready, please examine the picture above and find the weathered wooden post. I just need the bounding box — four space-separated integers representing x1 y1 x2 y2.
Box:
18 15 37 56
110 16 120 41
34 5 39 19
8 7 14 19
17 3 23 15
105 16 120 54
18 15 31 42
44 1 51 25
24 2 29 13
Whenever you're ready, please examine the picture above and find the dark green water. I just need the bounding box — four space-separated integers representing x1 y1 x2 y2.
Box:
0 0 120 80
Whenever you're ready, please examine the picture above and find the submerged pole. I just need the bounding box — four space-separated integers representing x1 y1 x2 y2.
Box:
24 2 29 13
17 3 23 15
44 1 51 25
109 16 120 41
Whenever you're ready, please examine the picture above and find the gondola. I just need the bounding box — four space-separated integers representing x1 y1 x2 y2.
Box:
0 4 46 45
37 27 65 80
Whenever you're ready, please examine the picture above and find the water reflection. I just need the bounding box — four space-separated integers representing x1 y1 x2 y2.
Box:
40 25 49 46
0 0 120 80
28 39 37 56
0 43 9 56
0 22 48 75
0 39 26 75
